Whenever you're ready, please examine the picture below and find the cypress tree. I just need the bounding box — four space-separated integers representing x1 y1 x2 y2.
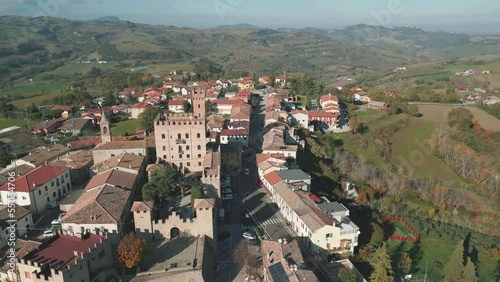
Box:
370 243 394 282
444 240 464 282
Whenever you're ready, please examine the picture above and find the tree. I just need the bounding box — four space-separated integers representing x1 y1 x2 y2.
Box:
139 107 161 134
0 152 13 167
397 252 412 276
350 117 362 134
338 267 357 282
118 232 147 269
183 101 192 113
142 165 178 201
406 105 420 117
191 185 203 212
460 257 477 282
369 222 384 246
102 91 118 107
448 108 473 132
370 243 394 282
444 240 464 282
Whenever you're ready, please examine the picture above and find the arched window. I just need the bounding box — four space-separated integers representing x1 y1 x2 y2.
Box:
186 145 190 150
197 145 201 150
56 179 60 186
197 133 201 138
102 126 107 135
161 134 165 139
53 192 57 198
185 133 189 139
178 145 182 152
162 146 166 151
177 133 181 140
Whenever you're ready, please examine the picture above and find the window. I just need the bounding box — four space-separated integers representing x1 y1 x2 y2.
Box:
198 154 201 158
111 154 115 157
197 133 201 138
162 146 166 151
178 145 182 152
187 162 191 167
187 154 190 158
197 145 201 150
185 133 189 138
66 173 69 178
161 134 165 139
51 181 55 187
163 155 167 159
98 250 105 259
38 190 41 195
56 179 60 186
22 196 26 200
45 186 48 192
25 217 28 222
46 197 50 202
177 133 181 140
53 192 56 198
186 145 190 150
198 162 202 166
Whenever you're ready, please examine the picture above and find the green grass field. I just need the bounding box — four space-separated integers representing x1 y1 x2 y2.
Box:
110 119 142 136
391 118 461 182
0 82 71 97
33 63 116 79
387 228 498 282
0 119 28 131
416 71 452 82
356 109 386 123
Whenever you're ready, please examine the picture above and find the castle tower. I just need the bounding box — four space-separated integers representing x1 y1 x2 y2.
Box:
193 87 206 118
99 113 112 144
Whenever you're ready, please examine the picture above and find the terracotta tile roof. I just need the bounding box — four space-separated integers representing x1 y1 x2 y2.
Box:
0 204 30 223
230 105 251 120
93 140 146 151
0 164 35 186
48 150 93 169
168 99 184 106
68 137 102 149
0 166 69 193
264 171 283 186
256 154 272 165
59 118 93 131
194 198 215 209
32 118 66 131
21 144 70 165
204 152 221 175
261 240 300 282
2 239 40 271
290 110 308 116
130 201 154 212
207 114 224 128
51 105 73 111
211 99 244 106
320 94 339 103
22 234 107 272
61 184 131 225
132 102 154 109
307 111 338 118
220 129 249 136
85 169 137 190
90 153 145 173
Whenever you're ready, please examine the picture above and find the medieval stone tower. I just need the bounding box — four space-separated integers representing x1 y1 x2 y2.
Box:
192 86 206 118
99 113 112 144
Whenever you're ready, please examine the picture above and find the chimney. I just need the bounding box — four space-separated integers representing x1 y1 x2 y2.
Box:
44 161 48 165
32 182 36 187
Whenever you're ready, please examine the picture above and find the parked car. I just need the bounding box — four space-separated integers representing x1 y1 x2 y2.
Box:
222 194 234 200
51 219 60 225
43 229 55 237
47 201 58 209
242 232 257 240
244 168 250 175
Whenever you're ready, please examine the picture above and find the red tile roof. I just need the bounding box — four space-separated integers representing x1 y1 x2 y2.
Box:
168 99 184 106
264 171 283 186
85 169 137 190
131 102 154 109
320 94 339 103
131 201 154 212
23 233 107 272
0 166 69 193
211 99 245 106
220 129 249 136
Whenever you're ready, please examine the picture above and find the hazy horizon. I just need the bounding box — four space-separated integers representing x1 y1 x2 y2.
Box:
1 0 500 34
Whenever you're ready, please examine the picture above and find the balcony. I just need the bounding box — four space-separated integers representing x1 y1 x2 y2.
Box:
176 139 186 144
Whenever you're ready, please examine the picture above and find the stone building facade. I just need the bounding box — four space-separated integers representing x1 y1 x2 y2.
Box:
154 88 207 172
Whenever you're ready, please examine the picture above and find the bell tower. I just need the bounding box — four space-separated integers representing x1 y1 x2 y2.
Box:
99 112 112 143
193 87 206 118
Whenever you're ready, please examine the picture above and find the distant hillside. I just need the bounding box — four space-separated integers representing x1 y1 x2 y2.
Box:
94 16 120 22
213 23 260 30
1 16 500 90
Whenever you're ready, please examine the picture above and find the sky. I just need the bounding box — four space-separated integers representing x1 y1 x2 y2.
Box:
1 0 500 33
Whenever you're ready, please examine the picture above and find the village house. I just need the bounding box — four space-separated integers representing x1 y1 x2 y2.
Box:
319 93 339 110
51 105 74 119
211 99 245 115
207 114 224 133
265 111 282 127
367 101 388 111
168 99 185 113
238 77 254 90
90 153 145 176
201 151 222 198
60 184 133 245
130 102 154 119
259 76 271 85
15 233 113 282
7 144 70 168
32 118 66 135
256 153 287 180
0 204 33 249
230 104 251 122
118 87 136 99
226 120 250 131
308 111 338 128
220 129 249 146
92 139 148 164
0 166 72 215
58 118 95 136
262 126 298 163
275 75 288 86
288 110 308 128
48 150 94 184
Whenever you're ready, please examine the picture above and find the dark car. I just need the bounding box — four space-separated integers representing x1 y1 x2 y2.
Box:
218 231 231 241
